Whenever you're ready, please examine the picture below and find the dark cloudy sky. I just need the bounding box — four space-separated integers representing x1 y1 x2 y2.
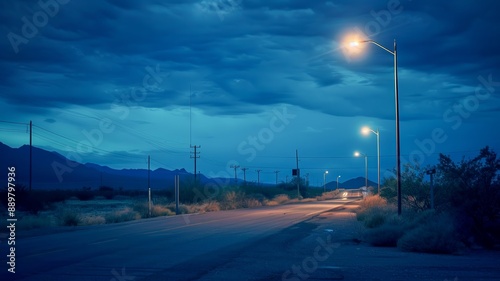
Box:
1 0 499 185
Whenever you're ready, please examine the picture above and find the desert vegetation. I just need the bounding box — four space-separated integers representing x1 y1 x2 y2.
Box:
0 180 338 231
357 146 500 253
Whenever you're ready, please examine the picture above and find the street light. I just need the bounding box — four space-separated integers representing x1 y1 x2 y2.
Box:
354 151 368 188
336 175 341 189
362 126 380 194
323 170 329 192
350 38 401 215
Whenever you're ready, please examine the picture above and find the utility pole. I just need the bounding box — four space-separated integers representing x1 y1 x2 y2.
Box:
29 120 32 192
296 149 300 199
274 170 279 185
230 165 240 182
241 167 248 182
148 155 151 217
256 169 262 185
190 145 200 181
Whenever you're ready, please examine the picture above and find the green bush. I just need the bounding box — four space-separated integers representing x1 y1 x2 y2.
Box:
365 221 406 247
398 213 465 254
60 211 80 226
357 205 396 227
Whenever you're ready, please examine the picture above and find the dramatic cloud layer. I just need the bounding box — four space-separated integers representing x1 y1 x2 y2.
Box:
1 0 499 184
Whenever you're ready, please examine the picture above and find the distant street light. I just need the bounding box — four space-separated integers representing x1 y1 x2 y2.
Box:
354 151 368 188
323 170 329 192
349 38 401 215
362 126 380 194
336 175 341 189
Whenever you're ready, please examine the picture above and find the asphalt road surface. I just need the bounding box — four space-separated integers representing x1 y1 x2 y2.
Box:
1 199 356 281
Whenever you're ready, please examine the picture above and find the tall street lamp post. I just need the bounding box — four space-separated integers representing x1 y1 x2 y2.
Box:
336 175 341 189
350 39 401 215
323 170 329 192
362 127 380 194
354 151 368 188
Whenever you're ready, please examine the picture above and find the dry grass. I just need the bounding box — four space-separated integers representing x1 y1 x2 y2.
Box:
105 207 140 223
265 200 280 206
358 195 387 211
243 198 262 208
134 201 175 217
316 190 341 201
273 194 290 204
80 215 106 225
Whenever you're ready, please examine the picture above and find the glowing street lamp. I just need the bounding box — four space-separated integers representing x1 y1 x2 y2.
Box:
354 151 368 188
362 126 380 194
336 175 341 189
350 38 401 215
323 170 329 192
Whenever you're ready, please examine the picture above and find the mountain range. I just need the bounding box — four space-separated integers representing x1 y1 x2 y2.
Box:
0 142 375 190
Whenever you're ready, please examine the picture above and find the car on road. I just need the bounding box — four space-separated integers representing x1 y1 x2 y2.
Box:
340 189 364 199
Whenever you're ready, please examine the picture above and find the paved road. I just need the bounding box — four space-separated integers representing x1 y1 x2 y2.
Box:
1 199 355 281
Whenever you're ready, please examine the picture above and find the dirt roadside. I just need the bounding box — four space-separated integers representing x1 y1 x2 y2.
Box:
193 203 500 281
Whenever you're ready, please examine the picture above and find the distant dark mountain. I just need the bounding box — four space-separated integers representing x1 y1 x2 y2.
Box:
325 177 377 190
0 142 199 190
1 142 377 191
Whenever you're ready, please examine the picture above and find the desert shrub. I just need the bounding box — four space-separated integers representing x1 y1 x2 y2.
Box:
219 191 245 210
358 195 387 211
105 208 140 223
248 193 267 204
133 201 158 217
398 212 465 254
265 200 279 206
80 215 106 225
166 203 190 214
362 208 387 228
243 198 262 208
357 204 396 224
133 201 175 218
204 201 220 212
365 220 406 247
273 194 290 204
151 205 174 217
59 211 80 226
